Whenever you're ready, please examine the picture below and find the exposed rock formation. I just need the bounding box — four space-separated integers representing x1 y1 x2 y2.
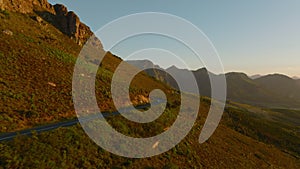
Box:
0 0 53 14
53 4 91 45
0 0 93 45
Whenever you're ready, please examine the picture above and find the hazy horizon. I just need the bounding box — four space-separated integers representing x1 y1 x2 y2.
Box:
125 58 299 79
48 0 300 77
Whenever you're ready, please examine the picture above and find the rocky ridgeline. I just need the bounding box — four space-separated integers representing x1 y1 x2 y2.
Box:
0 0 93 45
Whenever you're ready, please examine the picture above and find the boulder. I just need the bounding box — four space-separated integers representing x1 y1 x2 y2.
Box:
3 29 13 36
34 16 43 23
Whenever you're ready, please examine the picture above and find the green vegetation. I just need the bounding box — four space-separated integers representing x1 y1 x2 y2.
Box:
0 10 10 18
1 102 299 168
223 103 300 157
0 10 172 132
46 47 76 63
1 5 300 169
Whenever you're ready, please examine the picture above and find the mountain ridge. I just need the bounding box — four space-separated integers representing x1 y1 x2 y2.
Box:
127 60 300 108
1 1 300 168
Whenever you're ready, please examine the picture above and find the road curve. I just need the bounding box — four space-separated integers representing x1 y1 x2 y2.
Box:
0 103 154 142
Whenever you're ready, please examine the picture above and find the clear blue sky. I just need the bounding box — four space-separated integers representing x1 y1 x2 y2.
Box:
49 0 300 77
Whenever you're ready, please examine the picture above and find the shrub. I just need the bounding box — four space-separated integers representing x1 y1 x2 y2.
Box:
0 10 10 17
0 51 4 57
163 163 179 169
46 48 76 63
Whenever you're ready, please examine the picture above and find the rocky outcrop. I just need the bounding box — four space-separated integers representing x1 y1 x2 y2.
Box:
0 0 93 45
53 4 91 45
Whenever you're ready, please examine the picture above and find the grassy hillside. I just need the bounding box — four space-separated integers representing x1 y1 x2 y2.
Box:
1 100 299 168
224 102 300 157
1 6 300 169
0 9 173 132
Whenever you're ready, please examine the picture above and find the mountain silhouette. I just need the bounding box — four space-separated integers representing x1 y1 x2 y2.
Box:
127 60 300 108
1 0 300 167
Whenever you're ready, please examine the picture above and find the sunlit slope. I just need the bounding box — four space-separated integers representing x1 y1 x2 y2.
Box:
0 5 299 169
0 10 173 132
0 99 299 168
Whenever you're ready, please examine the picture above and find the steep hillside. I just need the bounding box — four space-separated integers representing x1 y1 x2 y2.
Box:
1 7 82 132
1 100 299 168
0 5 173 132
1 0 300 168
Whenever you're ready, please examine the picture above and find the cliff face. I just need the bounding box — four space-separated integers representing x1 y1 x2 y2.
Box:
53 4 92 45
0 0 93 45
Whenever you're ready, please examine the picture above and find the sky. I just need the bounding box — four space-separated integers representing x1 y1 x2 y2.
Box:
48 0 300 77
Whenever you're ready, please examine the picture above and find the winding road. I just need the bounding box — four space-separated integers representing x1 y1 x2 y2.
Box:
0 103 154 142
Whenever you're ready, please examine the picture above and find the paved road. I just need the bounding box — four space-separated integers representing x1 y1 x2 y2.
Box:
0 103 154 142
0 119 80 142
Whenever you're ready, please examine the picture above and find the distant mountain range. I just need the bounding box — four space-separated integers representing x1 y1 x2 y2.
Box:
252 74 300 80
127 60 300 109
1 1 300 167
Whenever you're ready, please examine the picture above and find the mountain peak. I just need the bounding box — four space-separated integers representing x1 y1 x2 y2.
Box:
226 72 249 78
258 73 293 81
167 65 178 70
